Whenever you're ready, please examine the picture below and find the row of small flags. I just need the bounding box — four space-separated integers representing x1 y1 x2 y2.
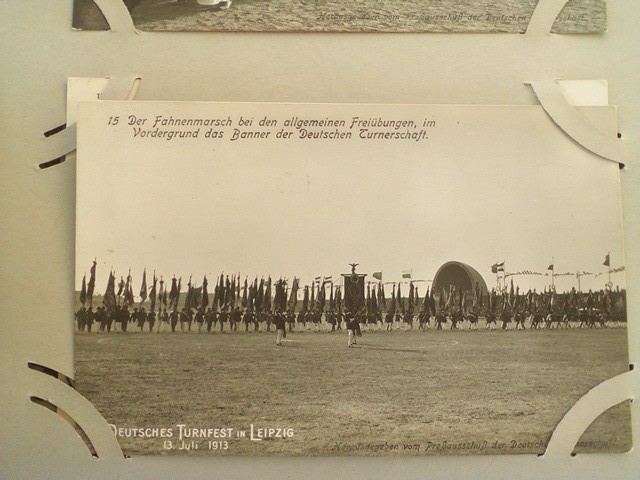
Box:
491 254 622 278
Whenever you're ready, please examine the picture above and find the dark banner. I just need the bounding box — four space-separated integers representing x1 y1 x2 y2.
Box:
341 273 366 313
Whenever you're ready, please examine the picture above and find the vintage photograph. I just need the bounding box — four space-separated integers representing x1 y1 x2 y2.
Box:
73 0 606 33
75 101 629 456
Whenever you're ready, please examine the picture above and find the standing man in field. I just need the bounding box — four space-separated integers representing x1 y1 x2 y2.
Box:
159 308 169 332
147 308 156 332
75 306 87 332
205 307 215 332
137 307 147 332
119 305 130 332
242 308 254 332
485 312 496 330
230 306 242 332
346 310 358 347
500 310 512 330
194 307 205 333
273 310 286 346
170 309 179 332
179 308 190 332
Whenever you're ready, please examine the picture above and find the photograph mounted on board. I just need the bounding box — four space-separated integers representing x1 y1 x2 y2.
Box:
72 0 606 33
75 101 629 456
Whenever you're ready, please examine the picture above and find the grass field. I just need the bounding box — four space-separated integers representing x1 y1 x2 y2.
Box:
75 323 631 456
73 0 606 33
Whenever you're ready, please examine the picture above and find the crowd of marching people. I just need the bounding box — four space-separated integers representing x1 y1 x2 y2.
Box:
76 262 626 347
74 300 618 336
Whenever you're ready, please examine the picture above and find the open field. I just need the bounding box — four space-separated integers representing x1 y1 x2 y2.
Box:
75 325 631 456
73 0 605 33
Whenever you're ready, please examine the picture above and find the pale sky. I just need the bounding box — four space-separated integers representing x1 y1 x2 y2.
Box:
76 102 625 296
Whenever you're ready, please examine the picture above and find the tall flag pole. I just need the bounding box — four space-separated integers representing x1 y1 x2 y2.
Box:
169 276 178 310
176 277 182 310
87 259 97 307
149 271 157 312
201 275 209 310
603 252 612 290
547 258 555 291
288 277 299 312
103 270 117 313
79 274 87 307
159 276 167 309
117 275 125 306
242 276 248 308
491 261 504 293
124 269 134 308
139 268 148 307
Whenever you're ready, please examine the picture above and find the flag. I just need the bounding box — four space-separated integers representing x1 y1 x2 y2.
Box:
79 274 87 306
176 277 182 309
103 270 117 312
87 260 97 306
256 278 264 310
491 262 504 274
124 271 134 308
421 286 430 313
408 282 415 311
402 270 412 279
139 269 148 302
302 285 309 312
264 277 272 311
288 277 299 311
274 278 287 312
370 285 378 313
169 276 178 309
397 283 404 314
388 284 396 314
603 254 610 267
149 273 157 312
372 271 382 281
192 286 202 310
318 281 326 311
378 282 386 308
201 275 209 309
329 281 335 311
547 263 554 271
429 286 435 315
247 277 256 310
241 277 248 308
117 276 125 297
159 277 167 307
230 275 237 307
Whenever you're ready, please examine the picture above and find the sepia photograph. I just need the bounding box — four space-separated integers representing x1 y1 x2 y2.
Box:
74 100 629 456
73 0 606 33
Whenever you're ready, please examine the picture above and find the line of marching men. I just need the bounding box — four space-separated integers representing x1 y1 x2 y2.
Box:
75 303 611 336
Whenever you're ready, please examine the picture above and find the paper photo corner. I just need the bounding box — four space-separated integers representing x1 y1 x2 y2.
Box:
526 79 628 166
